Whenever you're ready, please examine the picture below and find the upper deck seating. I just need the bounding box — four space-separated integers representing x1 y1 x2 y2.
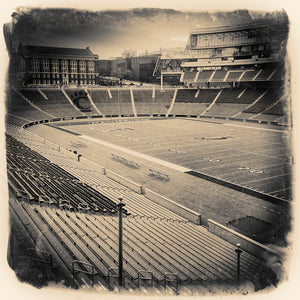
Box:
182 72 197 83
225 71 243 81
254 68 275 81
239 70 259 81
210 70 227 82
196 70 214 81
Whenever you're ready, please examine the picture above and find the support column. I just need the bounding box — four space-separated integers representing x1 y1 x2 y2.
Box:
118 197 125 287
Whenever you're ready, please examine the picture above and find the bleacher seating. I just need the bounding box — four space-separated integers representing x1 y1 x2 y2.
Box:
243 89 281 114
7 89 52 121
239 70 259 81
89 88 114 116
170 89 218 116
254 68 274 81
269 68 284 81
215 89 243 103
132 88 174 115
132 89 153 115
153 88 175 115
225 71 243 81
195 89 220 103
262 100 285 116
32 88 82 117
5 85 289 125
182 72 197 83
196 70 214 81
6 135 120 213
110 89 133 116
236 88 267 104
174 89 197 103
9 195 276 289
210 70 227 82
64 88 97 116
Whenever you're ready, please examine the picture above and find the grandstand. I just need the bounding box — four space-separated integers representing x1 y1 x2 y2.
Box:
4 11 292 296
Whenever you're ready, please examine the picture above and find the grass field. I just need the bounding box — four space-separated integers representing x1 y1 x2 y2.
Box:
27 118 292 244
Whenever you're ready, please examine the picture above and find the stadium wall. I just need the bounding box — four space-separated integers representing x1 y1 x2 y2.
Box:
104 168 144 194
144 188 201 224
207 219 280 259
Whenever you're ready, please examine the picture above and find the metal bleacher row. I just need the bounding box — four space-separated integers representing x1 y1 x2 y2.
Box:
9 188 277 289
7 134 120 214
9 189 275 288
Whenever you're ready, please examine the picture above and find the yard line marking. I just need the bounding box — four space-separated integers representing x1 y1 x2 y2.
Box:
79 134 191 173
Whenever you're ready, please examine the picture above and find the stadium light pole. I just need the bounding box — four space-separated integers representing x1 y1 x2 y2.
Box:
235 243 243 284
118 197 125 287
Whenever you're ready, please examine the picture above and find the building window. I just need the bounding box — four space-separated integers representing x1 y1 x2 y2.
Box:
52 59 59 73
79 60 86 73
70 60 77 73
41 59 50 72
88 61 95 73
31 59 40 72
61 60 68 73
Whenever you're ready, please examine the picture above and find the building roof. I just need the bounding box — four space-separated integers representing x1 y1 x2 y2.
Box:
18 44 99 60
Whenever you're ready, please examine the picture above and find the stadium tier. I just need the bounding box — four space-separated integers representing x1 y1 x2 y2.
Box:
9 86 290 123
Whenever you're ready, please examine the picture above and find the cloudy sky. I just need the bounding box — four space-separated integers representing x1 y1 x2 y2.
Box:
5 6 283 58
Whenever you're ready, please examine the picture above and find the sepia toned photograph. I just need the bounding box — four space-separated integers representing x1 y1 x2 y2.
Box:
1 0 298 298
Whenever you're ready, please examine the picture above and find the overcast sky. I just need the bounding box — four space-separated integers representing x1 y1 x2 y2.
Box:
5 7 282 58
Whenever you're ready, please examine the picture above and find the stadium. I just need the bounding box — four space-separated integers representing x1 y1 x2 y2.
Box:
3 8 292 295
